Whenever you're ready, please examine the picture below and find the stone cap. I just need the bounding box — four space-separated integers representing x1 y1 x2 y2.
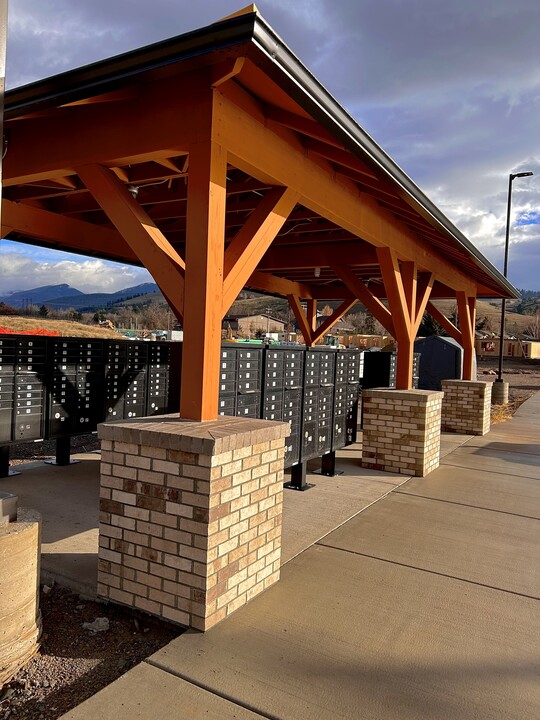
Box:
363 388 444 403
98 414 290 455
441 380 491 389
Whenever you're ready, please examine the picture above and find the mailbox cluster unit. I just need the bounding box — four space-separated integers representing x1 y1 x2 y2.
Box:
361 351 420 390
0 336 182 476
217 344 362 489
0 336 361 490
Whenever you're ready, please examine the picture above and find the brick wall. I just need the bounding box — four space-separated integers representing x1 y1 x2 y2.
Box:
362 389 443 477
97 417 289 631
441 380 491 435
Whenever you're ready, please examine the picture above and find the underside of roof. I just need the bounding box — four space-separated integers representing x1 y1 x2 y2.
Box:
1 8 518 302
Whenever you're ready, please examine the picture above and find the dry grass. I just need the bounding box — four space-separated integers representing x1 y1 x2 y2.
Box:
490 394 533 424
0 315 120 338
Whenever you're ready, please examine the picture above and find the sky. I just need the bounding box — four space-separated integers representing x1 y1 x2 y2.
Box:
1 0 539 296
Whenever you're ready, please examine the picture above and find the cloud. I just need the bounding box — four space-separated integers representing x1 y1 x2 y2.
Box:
4 0 540 289
0 249 151 295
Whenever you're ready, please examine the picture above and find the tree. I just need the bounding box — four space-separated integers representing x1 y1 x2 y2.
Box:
38 305 49 318
526 312 540 339
0 302 18 316
418 312 444 336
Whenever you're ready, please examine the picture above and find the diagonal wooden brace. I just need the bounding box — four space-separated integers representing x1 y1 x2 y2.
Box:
287 294 314 345
333 264 395 338
76 163 185 320
311 300 358 345
222 187 298 314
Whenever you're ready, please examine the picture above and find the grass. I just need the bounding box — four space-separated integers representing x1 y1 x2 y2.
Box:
490 392 534 424
0 316 120 338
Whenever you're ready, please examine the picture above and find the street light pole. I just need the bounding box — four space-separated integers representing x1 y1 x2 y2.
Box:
496 171 534 386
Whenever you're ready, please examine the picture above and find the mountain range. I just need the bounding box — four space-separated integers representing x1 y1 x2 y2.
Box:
0 283 160 310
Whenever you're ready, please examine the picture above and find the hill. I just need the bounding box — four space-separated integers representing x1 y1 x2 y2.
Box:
0 283 83 307
39 283 160 310
431 299 532 335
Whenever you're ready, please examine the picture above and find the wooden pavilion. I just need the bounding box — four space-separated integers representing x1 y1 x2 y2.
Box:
1 5 518 422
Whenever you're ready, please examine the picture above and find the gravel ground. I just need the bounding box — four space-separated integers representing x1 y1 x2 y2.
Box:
9 436 100 467
0 585 181 720
477 357 540 404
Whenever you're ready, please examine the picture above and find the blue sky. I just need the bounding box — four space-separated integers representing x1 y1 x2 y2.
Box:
1 0 539 294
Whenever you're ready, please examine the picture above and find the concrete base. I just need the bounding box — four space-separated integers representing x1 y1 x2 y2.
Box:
491 379 509 405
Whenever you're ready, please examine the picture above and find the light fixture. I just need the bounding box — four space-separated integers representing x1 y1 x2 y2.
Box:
314 267 321 278
128 185 139 199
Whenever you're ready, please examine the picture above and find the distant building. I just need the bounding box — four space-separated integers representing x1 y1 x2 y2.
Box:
223 314 285 335
476 337 540 359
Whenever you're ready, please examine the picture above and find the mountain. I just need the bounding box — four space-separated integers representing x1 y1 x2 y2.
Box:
0 283 83 307
39 282 160 310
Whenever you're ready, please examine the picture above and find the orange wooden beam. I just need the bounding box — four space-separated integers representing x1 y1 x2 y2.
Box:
180 134 227 420
333 264 395 338
5 74 205 186
245 270 314 299
414 273 435 335
287 294 313 345
306 300 318 337
222 186 298 314
258 241 378 271
2 198 137 263
211 57 245 87
456 291 476 380
76 164 185 320
312 300 358 345
425 301 462 345
216 84 476 296
265 107 345 149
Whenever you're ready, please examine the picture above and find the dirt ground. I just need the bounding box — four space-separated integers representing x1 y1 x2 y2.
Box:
0 586 181 720
477 357 540 404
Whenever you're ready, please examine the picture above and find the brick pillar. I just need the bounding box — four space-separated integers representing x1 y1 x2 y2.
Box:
97 417 289 631
441 379 492 435
362 389 443 477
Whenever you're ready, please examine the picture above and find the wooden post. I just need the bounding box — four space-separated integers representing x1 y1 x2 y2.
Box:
377 249 434 389
456 291 476 380
180 137 227 420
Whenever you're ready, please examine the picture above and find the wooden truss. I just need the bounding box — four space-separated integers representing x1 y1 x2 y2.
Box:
2 43 489 418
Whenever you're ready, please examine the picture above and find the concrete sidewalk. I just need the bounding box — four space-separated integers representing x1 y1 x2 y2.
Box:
60 393 540 719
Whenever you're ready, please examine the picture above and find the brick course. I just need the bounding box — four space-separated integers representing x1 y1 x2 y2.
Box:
441 380 491 435
98 416 289 631
362 389 443 477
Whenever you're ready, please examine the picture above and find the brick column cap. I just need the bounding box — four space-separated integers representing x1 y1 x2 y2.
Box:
98 415 290 455
363 388 444 402
441 379 491 389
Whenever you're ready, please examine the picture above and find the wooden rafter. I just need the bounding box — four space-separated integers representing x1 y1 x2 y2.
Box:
258 241 378 270
4 74 206 186
245 270 313 299
216 84 476 296
265 107 344 149
2 198 136 262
